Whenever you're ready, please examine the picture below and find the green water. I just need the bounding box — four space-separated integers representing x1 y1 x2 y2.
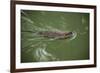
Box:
21 10 89 63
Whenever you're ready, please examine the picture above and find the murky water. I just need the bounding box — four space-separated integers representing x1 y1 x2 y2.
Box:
21 10 89 63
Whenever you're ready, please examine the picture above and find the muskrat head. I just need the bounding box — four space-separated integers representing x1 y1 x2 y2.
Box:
64 31 77 40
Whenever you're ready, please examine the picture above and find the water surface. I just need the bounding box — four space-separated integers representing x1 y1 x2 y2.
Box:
21 10 89 63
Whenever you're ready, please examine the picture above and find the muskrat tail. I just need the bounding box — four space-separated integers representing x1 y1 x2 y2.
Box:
21 30 36 33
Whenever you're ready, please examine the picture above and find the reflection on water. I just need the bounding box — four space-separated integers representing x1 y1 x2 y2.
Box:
33 44 59 62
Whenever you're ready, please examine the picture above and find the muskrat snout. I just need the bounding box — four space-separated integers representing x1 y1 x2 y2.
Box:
65 32 73 36
65 31 77 40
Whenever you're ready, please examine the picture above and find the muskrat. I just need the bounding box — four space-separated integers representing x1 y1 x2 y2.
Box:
22 30 77 40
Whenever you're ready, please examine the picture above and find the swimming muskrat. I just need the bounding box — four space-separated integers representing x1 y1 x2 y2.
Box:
22 30 77 40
